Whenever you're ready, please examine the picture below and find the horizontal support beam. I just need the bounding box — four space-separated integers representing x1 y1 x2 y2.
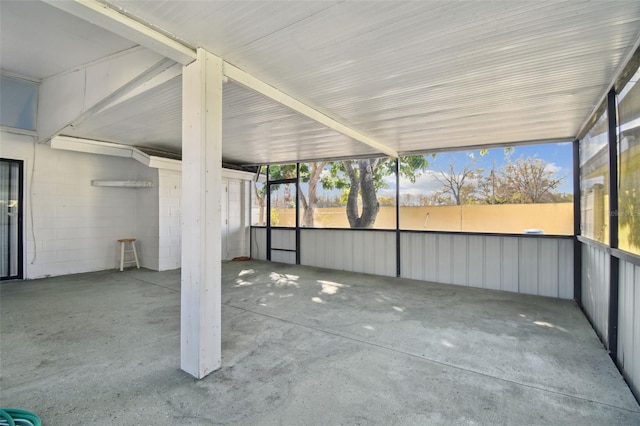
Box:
223 63 398 158
42 0 196 65
45 0 397 158
51 136 181 171
99 62 183 112
38 47 172 144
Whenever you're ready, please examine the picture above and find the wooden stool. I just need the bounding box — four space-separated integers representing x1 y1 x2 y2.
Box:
118 238 140 271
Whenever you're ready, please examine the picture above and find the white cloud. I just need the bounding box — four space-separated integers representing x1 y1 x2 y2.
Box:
544 162 562 174
397 171 444 196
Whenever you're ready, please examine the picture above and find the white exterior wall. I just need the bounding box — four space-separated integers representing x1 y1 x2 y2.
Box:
1 131 157 278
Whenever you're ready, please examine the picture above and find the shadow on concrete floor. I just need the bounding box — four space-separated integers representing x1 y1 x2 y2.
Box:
1 260 638 425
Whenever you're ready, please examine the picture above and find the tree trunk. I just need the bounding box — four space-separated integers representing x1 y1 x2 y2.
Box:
300 161 327 228
299 189 310 226
254 181 265 225
343 159 380 228
300 162 326 227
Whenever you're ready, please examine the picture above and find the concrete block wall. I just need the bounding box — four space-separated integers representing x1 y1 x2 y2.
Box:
225 177 251 260
158 169 181 270
2 131 157 278
135 168 160 270
3 130 253 277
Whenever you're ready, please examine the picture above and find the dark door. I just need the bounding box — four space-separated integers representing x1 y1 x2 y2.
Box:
1 159 24 280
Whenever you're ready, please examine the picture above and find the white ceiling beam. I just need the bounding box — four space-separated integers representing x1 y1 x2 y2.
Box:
38 46 175 143
66 58 177 133
94 62 183 113
223 63 398 158
42 0 196 65
43 0 397 158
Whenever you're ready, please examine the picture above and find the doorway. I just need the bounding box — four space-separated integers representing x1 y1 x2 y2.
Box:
1 159 24 280
266 171 299 264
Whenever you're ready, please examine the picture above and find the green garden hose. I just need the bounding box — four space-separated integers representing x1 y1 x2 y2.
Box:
0 408 41 426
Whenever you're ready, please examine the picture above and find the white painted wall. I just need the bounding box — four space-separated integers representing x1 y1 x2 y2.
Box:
618 258 640 399
1 130 157 278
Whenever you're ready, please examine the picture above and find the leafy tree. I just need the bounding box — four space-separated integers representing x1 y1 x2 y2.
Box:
320 156 429 228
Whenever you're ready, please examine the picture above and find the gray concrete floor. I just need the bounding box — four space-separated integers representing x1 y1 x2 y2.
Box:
1 260 639 425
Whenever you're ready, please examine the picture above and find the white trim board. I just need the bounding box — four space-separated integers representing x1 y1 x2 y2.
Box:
51 136 181 171
50 135 255 180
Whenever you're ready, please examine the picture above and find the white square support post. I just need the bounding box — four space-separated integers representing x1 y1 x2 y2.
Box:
180 48 223 379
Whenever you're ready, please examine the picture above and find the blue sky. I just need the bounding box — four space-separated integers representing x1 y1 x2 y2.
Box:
426 142 573 192
382 141 574 199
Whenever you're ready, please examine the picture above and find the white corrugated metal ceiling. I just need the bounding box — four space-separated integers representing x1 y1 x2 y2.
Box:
2 1 640 165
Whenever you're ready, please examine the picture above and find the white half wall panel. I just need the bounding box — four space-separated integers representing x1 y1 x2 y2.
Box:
270 228 296 265
400 233 574 299
271 228 296 251
251 227 267 261
252 228 574 296
617 258 640 399
581 243 610 345
271 250 296 265
301 229 396 277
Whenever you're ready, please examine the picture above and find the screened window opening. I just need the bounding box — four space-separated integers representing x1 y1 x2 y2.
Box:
251 166 267 226
253 143 573 235
296 158 397 229
268 164 297 228
400 143 574 235
617 66 640 255
580 111 610 243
